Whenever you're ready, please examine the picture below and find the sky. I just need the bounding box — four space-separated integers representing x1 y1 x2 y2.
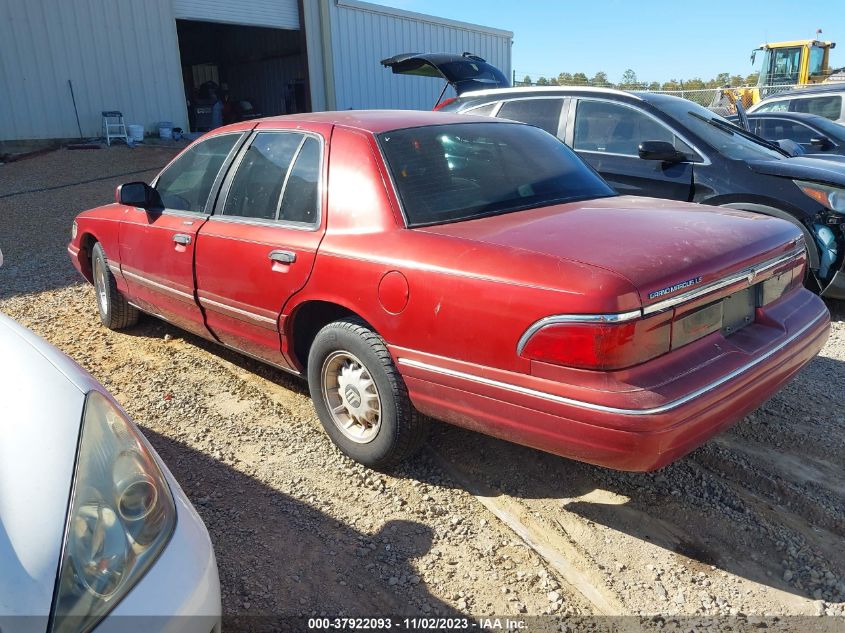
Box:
377 0 845 84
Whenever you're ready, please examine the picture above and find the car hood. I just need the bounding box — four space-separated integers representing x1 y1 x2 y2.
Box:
380 52 510 97
417 196 802 307
746 156 845 186
0 313 88 625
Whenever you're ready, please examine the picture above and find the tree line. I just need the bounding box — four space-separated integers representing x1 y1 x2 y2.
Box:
519 69 762 91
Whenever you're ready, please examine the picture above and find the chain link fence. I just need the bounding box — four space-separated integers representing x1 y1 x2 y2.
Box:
512 73 803 111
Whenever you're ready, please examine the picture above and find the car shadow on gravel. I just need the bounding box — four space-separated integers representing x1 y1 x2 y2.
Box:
143 429 463 632
422 357 845 607
122 316 311 395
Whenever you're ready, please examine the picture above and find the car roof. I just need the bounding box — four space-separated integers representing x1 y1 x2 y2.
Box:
746 111 828 122
212 110 499 135
460 85 643 101
759 84 845 101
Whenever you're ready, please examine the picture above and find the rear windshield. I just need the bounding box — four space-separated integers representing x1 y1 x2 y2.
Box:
378 122 615 227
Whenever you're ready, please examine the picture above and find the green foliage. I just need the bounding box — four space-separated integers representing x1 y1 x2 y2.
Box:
518 68 764 90
590 71 609 87
619 68 638 88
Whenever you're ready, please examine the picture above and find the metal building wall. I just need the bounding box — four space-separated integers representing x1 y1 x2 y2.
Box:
326 0 512 111
173 0 300 29
0 0 188 141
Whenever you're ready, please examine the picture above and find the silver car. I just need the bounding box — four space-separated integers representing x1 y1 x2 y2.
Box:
0 312 221 633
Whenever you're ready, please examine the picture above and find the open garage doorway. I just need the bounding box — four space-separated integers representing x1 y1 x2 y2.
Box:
176 20 310 132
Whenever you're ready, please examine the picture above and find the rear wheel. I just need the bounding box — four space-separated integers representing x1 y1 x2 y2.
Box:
307 317 428 469
91 242 139 330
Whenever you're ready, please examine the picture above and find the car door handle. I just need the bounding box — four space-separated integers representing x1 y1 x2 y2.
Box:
268 250 296 265
172 233 192 245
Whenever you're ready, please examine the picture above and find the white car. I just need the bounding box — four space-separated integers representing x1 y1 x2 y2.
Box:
0 312 221 633
749 86 845 124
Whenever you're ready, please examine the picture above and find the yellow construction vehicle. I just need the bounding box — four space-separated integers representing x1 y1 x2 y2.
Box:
738 37 841 107
710 37 842 113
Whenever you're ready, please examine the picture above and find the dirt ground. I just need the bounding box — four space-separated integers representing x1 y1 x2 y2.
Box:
1 145 843 629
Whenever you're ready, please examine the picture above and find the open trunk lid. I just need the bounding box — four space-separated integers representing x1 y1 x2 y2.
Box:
380 52 510 102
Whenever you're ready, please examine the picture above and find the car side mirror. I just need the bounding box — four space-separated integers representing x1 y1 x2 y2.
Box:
810 136 833 150
116 182 159 208
775 139 805 157
638 140 686 163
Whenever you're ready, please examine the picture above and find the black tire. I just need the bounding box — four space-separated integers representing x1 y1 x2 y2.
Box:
91 242 139 330
307 317 428 469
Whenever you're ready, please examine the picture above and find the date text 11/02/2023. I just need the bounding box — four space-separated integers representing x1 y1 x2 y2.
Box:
306 617 528 630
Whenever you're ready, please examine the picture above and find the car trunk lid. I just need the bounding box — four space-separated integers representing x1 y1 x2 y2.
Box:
416 195 804 311
380 52 510 105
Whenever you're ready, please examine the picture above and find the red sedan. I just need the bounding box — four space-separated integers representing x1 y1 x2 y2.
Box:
68 111 830 471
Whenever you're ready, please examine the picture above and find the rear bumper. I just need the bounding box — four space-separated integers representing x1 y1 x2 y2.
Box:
396 289 830 471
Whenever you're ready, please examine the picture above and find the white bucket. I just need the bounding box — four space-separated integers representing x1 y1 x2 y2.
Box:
128 124 144 142
158 126 172 140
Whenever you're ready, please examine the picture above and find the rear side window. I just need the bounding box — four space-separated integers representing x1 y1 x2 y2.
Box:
222 132 303 220
497 99 563 136
754 100 789 113
155 134 240 212
279 137 321 225
463 102 498 117
378 122 615 227
792 95 842 120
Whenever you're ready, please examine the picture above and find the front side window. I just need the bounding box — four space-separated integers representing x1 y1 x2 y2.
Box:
573 100 693 157
754 118 815 144
793 95 842 121
378 122 615 227
155 134 240 212
222 132 304 220
808 46 825 76
497 99 563 136
657 99 786 161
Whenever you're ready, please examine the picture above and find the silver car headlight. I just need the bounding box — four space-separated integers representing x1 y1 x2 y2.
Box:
50 391 176 633
795 180 845 213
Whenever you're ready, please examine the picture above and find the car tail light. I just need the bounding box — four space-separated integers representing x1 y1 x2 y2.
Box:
519 313 671 371
520 252 805 371
433 97 458 111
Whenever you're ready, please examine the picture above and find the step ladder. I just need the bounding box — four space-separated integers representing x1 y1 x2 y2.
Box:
102 111 128 146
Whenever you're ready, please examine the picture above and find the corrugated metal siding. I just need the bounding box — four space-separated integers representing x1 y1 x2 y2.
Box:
173 0 299 29
328 0 512 110
0 0 188 140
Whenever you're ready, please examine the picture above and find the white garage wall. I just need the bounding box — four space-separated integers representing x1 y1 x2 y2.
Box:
0 0 188 141
173 0 300 29
327 0 512 111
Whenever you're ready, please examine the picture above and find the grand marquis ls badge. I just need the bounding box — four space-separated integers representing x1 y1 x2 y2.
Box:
648 276 703 300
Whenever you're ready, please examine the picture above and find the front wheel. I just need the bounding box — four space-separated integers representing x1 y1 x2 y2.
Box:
91 242 139 330
307 317 428 469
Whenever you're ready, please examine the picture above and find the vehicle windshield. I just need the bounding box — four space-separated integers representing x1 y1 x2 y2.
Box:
656 99 787 161
378 122 616 227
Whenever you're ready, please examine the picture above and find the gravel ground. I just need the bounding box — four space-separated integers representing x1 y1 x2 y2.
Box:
1 145 843 627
